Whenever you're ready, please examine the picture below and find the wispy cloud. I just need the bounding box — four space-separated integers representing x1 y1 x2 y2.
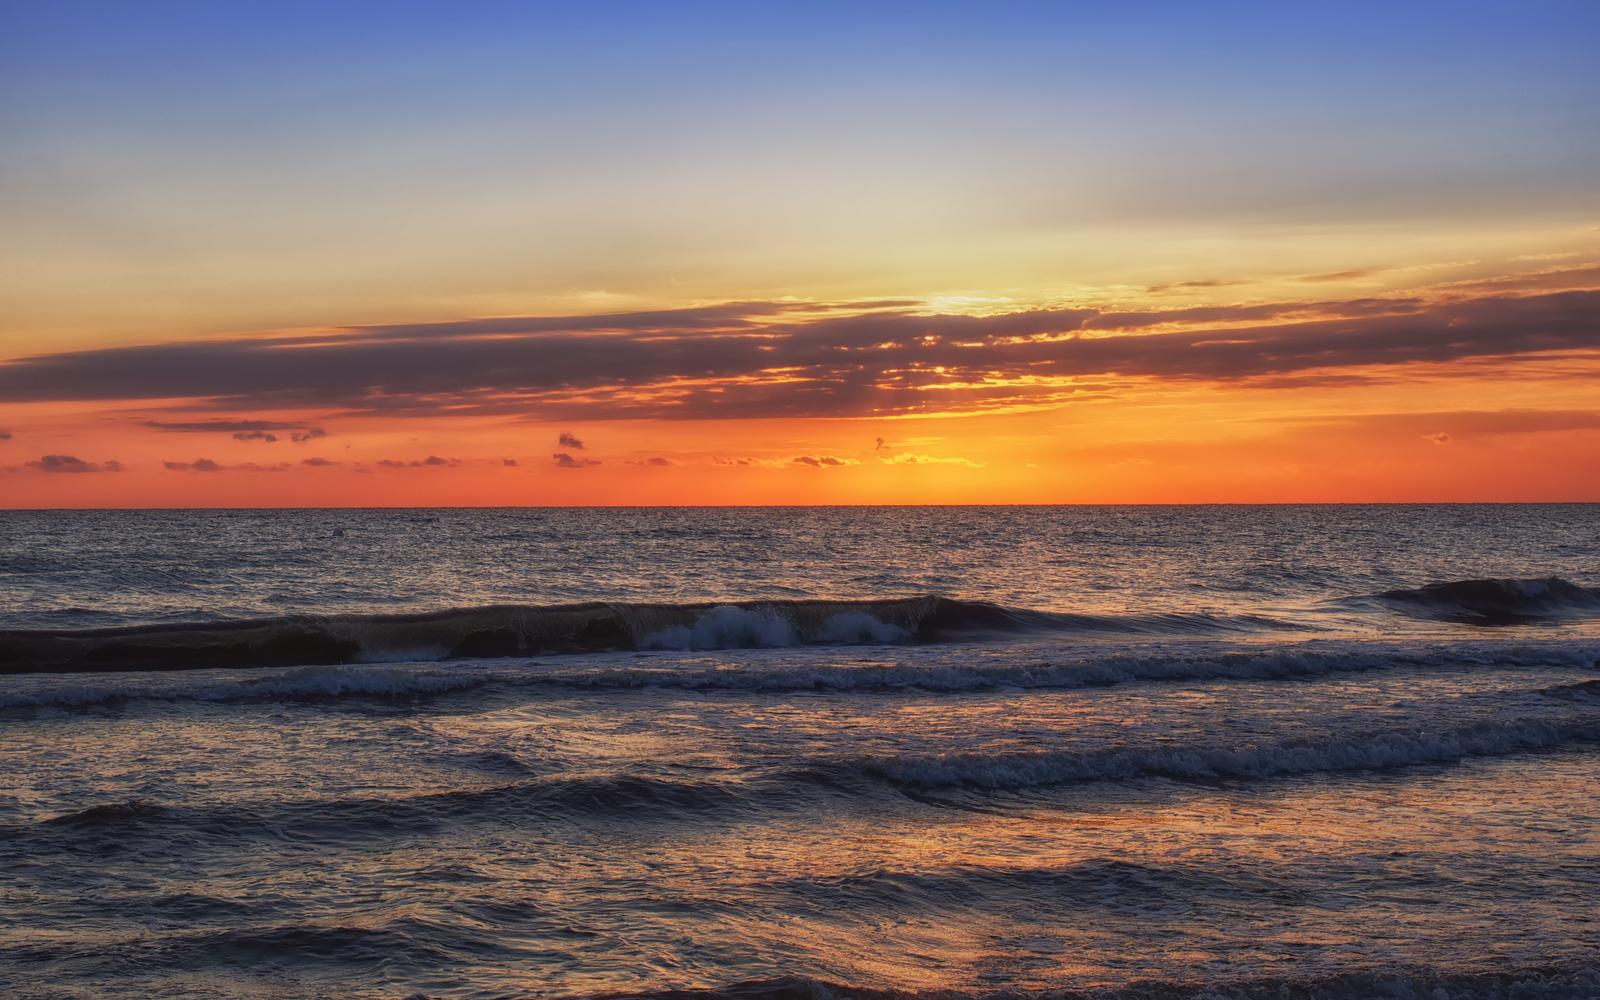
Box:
878 453 985 467
143 419 328 443
164 458 291 472
3 290 1597 421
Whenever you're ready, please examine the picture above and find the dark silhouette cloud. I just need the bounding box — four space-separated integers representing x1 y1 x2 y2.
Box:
558 432 586 450
625 457 673 466
3 290 1597 421
553 453 601 468
792 456 858 467
0 431 12 440
301 457 340 467
144 419 328 443
374 456 460 468
28 455 122 473
144 419 308 432
164 458 289 472
503 458 519 466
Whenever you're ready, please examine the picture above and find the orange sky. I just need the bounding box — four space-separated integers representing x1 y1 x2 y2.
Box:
4 5 1598 506
4 259 1600 506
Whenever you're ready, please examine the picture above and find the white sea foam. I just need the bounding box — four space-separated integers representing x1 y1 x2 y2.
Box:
640 605 799 650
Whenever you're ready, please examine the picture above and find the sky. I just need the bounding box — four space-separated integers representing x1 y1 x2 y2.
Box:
2 0 1598 506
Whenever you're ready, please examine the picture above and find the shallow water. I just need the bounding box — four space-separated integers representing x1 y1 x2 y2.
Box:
2 505 1598 999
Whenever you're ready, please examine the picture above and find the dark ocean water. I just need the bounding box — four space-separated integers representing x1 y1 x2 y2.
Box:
1 505 1598 1000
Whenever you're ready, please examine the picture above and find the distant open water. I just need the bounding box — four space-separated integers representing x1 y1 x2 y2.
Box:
2 505 1598 1000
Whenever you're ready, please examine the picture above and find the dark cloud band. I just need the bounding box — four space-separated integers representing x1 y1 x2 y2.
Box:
1 291 1596 420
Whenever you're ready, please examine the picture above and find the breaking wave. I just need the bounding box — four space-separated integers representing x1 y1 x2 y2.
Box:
1372 577 1600 624
0 597 1301 674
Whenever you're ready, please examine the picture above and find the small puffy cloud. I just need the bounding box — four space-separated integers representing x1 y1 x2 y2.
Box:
29 454 122 473
625 456 674 466
554 452 601 468
1424 432 1451 444
792 455 860 467
375 455 460 468
233 430 278 442
301 456 340 467
291 428 327 443
0 431 12 440
558 432 586 450
714 457 786 468
879 453 985 467
503 458 519 466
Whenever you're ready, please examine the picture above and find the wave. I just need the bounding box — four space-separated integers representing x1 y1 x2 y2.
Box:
1372 577 1600 625
0 597 1301 674
4 638 1598 707
866 717 1600 790
25 714 1596 841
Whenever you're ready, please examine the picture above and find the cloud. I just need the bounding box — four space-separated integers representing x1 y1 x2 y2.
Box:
792 455 860 467
553 453 601 468
0 431 12 440
164 458 224 472
714 457 786 467
28 454 122 473
143 419 328 443
145 419 307 433
878 453 985 467
503 458 519 466
301 457 340 466
558 432 586 449
1285 409 1600 440
164 458 290 472
5 290 1599 422
1298 270 1374 282
625 457 674 466
375 456 460 468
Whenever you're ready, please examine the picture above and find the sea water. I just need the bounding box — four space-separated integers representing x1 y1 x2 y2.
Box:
1 505 1597 1000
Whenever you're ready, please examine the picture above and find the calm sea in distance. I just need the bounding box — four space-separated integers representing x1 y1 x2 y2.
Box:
2 505 1597 1000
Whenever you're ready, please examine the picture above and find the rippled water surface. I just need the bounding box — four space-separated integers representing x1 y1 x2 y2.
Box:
2 505 1598 1000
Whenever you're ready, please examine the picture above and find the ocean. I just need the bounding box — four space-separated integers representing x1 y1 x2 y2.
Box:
2 505 1597 1000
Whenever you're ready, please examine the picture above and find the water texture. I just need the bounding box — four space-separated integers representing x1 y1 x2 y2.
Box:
1 505 1597 999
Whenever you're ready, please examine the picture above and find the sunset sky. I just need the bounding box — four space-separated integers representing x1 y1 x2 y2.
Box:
2 0 1598 506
